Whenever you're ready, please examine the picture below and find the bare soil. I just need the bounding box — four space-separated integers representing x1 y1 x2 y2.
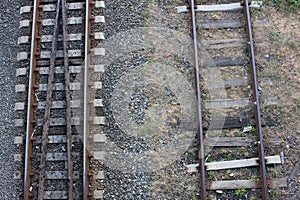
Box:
252 6 299 200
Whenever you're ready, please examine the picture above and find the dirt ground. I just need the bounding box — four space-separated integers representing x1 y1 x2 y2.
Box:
250 4 299 199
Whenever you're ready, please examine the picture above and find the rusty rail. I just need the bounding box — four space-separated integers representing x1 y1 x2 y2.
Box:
61 0 74 199
37 0 61 199
189 0 206 199
24 0 40 199
242 0 268 199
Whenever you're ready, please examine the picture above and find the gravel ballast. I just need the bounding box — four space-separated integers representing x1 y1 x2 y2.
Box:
0 0 298 199
0 0 22 199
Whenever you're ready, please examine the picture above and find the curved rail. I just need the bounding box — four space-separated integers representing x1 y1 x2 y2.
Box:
37 1 61 199
61 0 74 198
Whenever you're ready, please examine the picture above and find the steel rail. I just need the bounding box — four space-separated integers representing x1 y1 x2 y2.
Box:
243 0 268 199
24 0 40 199
61 0 74 199
189 0 206 199
37 0 61 199
83 0 91 199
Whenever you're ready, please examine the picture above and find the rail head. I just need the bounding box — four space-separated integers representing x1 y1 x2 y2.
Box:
83 0 91 199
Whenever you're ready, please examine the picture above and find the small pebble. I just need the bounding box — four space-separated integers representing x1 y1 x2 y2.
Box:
171 118 177 125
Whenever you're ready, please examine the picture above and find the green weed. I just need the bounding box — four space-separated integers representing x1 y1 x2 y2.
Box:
141 0 151 4
190 196 197 200
270 187 280 197
235 188 247 197
265 0 300 12
141 11 149 17
244 46 250 56
280 107 286 114
141 67 146 77
237 132 247 137
225 153 234 161
269 32 280 41
205 147 211 156
286 41 297 50
207 172 215 181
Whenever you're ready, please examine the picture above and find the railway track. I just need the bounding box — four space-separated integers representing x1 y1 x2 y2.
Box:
16 0 106 199
14 0 288 199
178 0 287 199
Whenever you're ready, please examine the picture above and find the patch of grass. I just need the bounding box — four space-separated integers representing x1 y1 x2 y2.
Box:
206 156 211 162
225 153 234 161
265 0 300 12
251 3 264 17
270 187 281 197
141 0 151 4
234 188 247 197
141 66 146 77
223 173 230 179
205 146 211 156
280 107 286 114
286 41 297 50
271 167 281 177
244 46 250 57
207 172 215 181
190 196 197 200
287 88 293 95
251 176 260 183
285 0 300 11
141 11 149 17
269 32 280 41
147 55 154 64
267 0 284 10
148 59 154 64
237 131 247 137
